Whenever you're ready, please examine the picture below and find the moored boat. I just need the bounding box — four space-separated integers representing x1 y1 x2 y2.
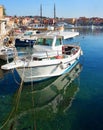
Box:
15 30 38 47
1 31 83 83
0 36 16 61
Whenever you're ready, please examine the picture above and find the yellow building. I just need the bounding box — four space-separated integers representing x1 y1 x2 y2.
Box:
0 5 5 35
0 5 4 19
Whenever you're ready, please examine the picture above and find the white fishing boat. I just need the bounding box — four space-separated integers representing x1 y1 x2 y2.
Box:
0 36 28 61
0 19 16 60
1 31 83 83
0 46 15 60
28 23 55 31
0 35 16 61
0 46 28 61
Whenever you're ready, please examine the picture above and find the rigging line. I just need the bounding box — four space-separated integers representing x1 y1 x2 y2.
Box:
15 66 25 112
7 66 26 130
11 69 20 85
0 107 15 130
30 67 37 130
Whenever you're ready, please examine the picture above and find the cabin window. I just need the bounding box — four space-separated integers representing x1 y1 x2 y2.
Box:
36 38 44 45
55 38 62 46
36 38 53 46
45 39 53 46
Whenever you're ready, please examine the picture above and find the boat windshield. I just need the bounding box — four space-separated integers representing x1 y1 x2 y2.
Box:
36 38 53 46
55 38 62 46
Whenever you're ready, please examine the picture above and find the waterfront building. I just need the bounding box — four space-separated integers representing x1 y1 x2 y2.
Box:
0 5 4 19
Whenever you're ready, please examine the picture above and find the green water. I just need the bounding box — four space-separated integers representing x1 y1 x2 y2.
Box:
1 28 103 130
0 61 82 130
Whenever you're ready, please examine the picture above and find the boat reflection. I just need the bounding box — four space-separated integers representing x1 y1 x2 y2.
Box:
3 63 82 130
29 63 82 111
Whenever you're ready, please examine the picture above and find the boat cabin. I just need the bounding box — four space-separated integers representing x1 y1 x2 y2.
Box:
34 35 63 52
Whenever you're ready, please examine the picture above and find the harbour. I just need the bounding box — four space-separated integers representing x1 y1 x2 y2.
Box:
1 1 103 129
0 28 103 130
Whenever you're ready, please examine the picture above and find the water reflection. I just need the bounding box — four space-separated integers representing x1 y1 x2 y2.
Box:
0 63 82 130
66 27 103 36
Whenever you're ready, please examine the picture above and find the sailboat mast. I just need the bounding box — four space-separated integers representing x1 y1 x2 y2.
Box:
54 3 56 19
40 4 42 23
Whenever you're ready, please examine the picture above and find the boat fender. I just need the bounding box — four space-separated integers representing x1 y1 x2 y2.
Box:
60 62 67 69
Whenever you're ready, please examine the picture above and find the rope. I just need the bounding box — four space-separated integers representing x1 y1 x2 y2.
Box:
15 66 25 112
11 69 21 85
0 66 25 130
30 67 37 130
0 107 15 130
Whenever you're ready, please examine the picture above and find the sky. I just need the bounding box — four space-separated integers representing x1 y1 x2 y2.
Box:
0 0 103 18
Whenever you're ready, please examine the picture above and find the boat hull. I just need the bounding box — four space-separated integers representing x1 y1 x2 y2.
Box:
16 58 79 83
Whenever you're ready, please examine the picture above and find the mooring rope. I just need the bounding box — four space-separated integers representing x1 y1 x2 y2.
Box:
0 66 25 130
15 66 25 112
30 67 37 130
11 69 21 85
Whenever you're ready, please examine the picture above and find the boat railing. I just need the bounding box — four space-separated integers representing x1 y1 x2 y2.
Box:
18 44 79 62
37 49 75 60
21 55 32 62
62 44 79 55
71 42 80 46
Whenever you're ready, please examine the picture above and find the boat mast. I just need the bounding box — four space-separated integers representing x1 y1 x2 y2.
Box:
40 4 42 24
54 3 56 19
